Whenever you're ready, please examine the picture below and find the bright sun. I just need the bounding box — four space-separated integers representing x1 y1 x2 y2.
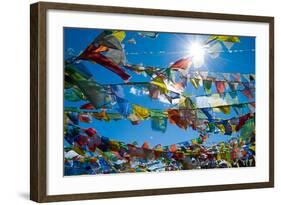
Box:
188 42 205 68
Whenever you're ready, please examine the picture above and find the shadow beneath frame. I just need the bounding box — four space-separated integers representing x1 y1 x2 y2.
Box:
18 192 29 200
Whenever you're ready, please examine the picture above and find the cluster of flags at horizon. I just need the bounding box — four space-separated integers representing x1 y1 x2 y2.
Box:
64 121 255 164
64 29 255 137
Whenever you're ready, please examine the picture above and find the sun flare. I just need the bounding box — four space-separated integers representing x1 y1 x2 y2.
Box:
188 42 205 68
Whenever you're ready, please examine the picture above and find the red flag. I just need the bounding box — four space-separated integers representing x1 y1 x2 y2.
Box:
79 45 131 81
170 144 177 152
79 114 92 123
242 89 254 100
236 113 252 131
170 57 192 70
84 127 97 137
215 81 225 94
167 109 189 130
80 103 94 110
142 141 150 149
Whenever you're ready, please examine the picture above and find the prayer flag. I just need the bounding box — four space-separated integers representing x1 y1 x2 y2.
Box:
79 51 131 81
132 104 150 120
170 57 192 70
190 78 200 89
151 111 168 133
203 79 213 94
215 81 226 94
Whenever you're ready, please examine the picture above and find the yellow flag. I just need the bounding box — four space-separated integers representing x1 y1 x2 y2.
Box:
151 76 168 94
93 110 110 121
216 153 221 160
208 35 240 43
73 145 85 155
133 104 150 120
219 106 231 114
216 124 225 134
190 78 200 89
191 139 197 145
112 31 126 42
249 145 255 152
230 124 236 132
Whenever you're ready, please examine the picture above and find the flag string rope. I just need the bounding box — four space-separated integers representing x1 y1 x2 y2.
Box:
65 100 255 113
99 82 255 99
125 48 255 56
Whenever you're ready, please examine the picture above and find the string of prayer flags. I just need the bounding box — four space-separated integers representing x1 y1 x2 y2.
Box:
121 62 255 84
196 94 227 108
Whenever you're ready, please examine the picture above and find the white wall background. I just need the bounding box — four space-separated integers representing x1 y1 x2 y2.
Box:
0 0 279 204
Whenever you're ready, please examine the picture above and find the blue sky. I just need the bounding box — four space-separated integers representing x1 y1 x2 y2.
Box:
64 27 255 147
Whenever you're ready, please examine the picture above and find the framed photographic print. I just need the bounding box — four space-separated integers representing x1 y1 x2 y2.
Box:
30 2 274 202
